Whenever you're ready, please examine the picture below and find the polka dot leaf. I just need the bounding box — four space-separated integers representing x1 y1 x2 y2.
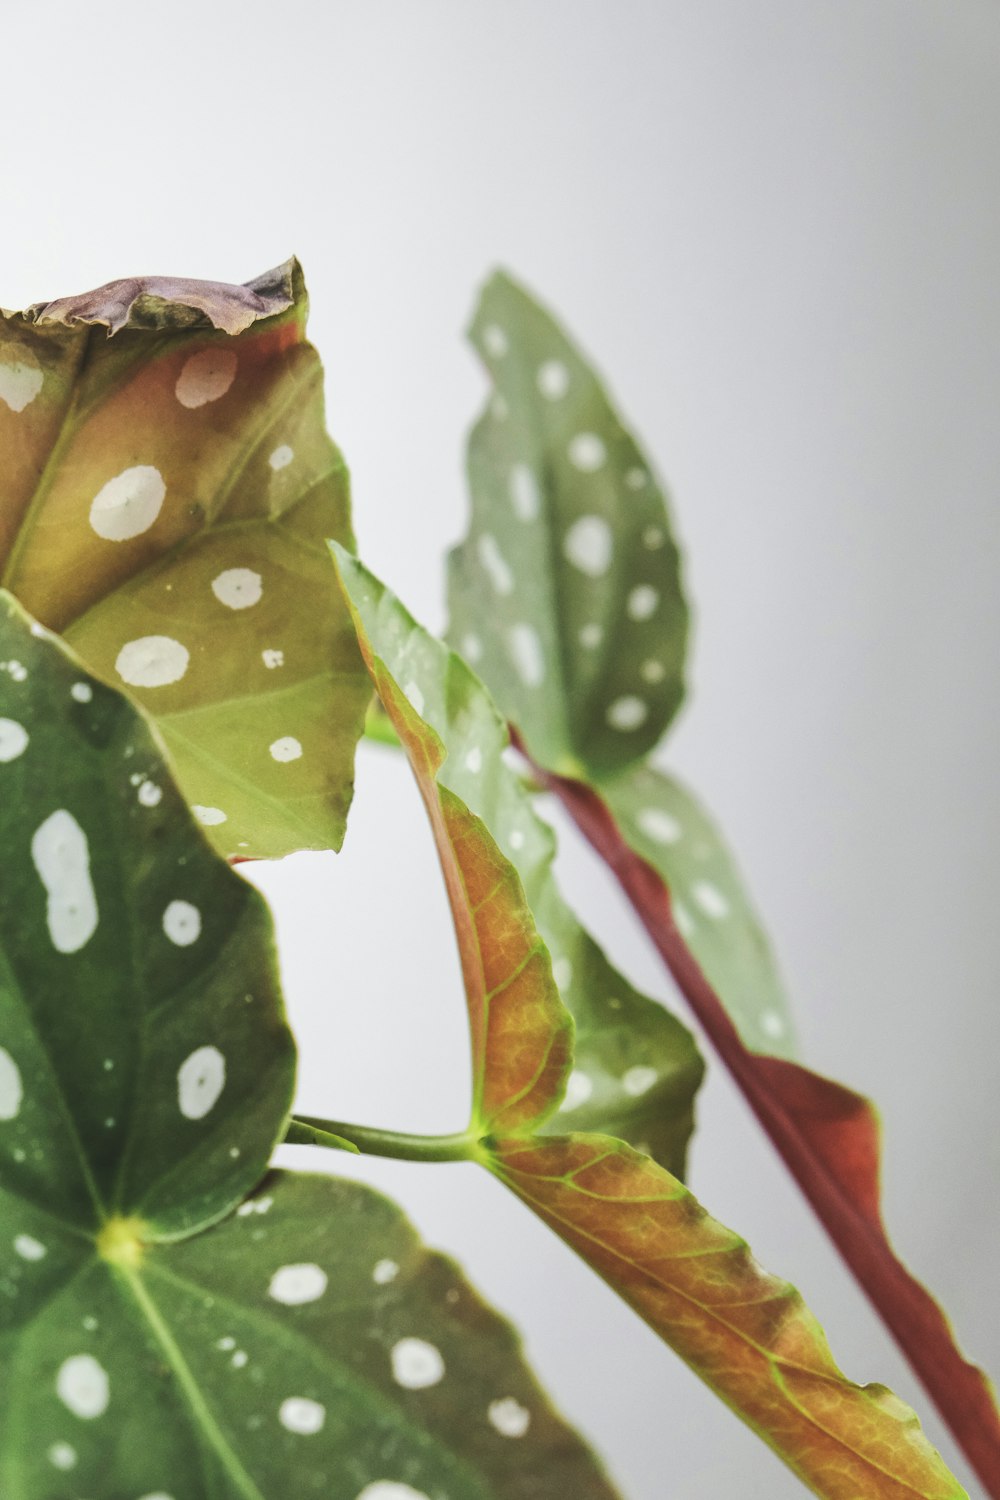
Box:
601 764 796 1056
0 259 370 859
447 270 688 780
0 591 296 1239
333 561 963 1500
334 548 704 1172
0 598 619 1500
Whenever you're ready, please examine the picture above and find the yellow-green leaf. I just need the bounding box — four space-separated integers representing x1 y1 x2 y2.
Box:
0 260 369 858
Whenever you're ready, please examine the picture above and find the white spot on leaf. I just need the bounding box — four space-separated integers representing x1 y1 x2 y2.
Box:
562 1070 593 1110
269 1263 328 1305
70 683 93 704
579 622 603 649
537 359 569 399
269 445 294 471
47 1442 77 1471
262 649 284 669
692 880 729 920
642 525 665 549
623 1065 658 1097
193 805 227 826
563 515 613 578
270 736 303 763
507 624 545 687
640 658 666 684
636 808 682 845
625 467 648 490
567 432 606 472
56 1354 109 1419
627 585 659 621
279 1396 325 1434
1 1056 25 1128
606 696 648 731
477 534 514 595
163 900 201 947
14 1234 46 1260
482 324 508 357
356 1485 431 1500
137 781 162 808
762 1010 785 1038
212 568 263 610
89 465 166 542
0 352 43 412
0 719 28 763
391 1337 445 1389
552 957 572 991
175 348 238 409
464 746 482 774
116 636 189 689
509 462 540 521
177 1045 225 1120
373 1258 399 1285
31 810 99 954
488 1397 531 1437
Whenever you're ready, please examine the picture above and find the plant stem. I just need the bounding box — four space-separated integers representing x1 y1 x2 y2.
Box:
515 735 1000 1497
287 1115 481 1164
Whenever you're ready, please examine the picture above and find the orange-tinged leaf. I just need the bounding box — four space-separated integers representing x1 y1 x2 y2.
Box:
0 260 369 858
334 551 966 1498
494 1134 964 1500
361 658 573 1138
335 545 703 1174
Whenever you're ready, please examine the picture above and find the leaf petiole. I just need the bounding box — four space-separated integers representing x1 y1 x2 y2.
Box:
286 1115 483 1164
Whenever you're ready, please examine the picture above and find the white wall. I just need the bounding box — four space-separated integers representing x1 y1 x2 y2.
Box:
4 2 998 1494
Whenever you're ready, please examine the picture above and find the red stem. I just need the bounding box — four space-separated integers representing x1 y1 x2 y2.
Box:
522 744 1000 1496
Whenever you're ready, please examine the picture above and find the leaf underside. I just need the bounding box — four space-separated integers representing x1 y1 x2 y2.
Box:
447 269 687 781
337 563 966 1500
0 596 623 1500
0 259 370 860
600 763 798 1055
335 548 703 1174
447 268 794 1055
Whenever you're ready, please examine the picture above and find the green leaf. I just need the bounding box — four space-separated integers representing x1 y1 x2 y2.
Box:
447 270 688 780
2 1171 622 1500
335 570 966 1498
446 270 796 1058
0 260 369 859
0 596 621 1500
335 548 703 1174
601 764 796 1055
0 590 296 1239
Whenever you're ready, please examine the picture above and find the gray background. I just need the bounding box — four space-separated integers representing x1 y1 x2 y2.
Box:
3 2 998 1494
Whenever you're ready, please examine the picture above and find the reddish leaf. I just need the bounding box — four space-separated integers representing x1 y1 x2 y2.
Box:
533 761 1000 1495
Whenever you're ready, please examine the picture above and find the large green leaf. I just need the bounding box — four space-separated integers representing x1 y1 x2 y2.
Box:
335 549 703 1175
3 1170 622 1500
0 596 622 1500
0 590 296 1238
601 763 796 1056
334 566 966 1500
0 260 369 859
447 270 687 780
